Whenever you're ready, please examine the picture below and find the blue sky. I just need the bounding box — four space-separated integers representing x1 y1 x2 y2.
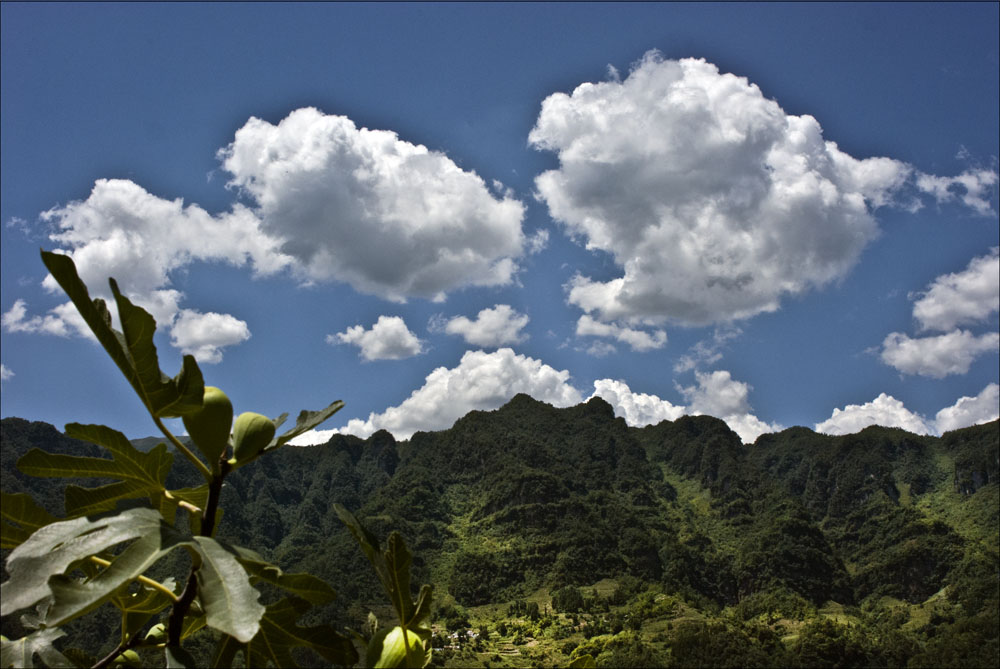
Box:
2 2 998 443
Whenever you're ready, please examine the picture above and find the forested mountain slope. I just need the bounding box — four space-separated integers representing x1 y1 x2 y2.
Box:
2 397 997 667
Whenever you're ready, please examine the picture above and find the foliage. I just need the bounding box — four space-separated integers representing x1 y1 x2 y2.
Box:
0 251 430 668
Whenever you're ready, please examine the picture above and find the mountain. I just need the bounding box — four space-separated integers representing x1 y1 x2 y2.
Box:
2 397 997 667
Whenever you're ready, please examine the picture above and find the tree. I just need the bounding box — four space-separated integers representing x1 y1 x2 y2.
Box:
0 251 432 668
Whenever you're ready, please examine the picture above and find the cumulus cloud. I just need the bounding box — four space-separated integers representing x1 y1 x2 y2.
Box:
7 179 287 358
576 315 666 352
329 316 425 361
934 383 1000 434
881 330 999 378
529 51 997 325
911 248 999 333
815 393 933 436
679 370 781 443
1 363 13 382
2 299 72 337
817 385 1000 436
41 179 288 302
431 304 529 348
589 378 685 426
219 107 527 302
170 309 251 364
915 169 999 216
294 348 583 442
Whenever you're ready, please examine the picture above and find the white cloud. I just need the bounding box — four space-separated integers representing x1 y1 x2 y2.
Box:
169 309 251 364
881 330 999 378
576 314 666 352
41 179 288 302
915 169 999 215
2 299 72 337
673 326 743 373
432 304 529 348
329 316 425 361
527 229 551 255
0 363 13 382
295 348 583 442
934 383 1000 434
815 393 933 436
529 51 996 326
681 370 752 418
589 378 685 426
911 248 1000 333
13 179 286 355
219 107 527 302
679 370 780 443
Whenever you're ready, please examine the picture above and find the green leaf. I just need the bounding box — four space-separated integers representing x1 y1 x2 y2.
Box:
211 598 357 669
16 424 173 519
110 579 178 647
44 525 189 627
1 508 179 618
65 423 173 486
0 628 74 669
268 400 344 452
64 480 151 517
40 250 204 419
157 484 211 526
0 492 58 550
334 505 433 632
230 546 338 605
191 537 264 643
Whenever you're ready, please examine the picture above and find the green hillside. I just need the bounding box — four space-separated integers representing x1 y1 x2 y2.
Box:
2 398 997 667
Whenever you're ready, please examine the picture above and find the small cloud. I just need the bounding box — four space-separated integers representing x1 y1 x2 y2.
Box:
430 304 529 348
329 315 425 361
527 228 550 255
2 299 72 337
169 309 251 364
911 247 999 333
673 326 742 373
576 314 666 353
0 363 13 382
881 330 999 378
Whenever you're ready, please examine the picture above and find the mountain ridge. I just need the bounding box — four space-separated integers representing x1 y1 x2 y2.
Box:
2 395 997 667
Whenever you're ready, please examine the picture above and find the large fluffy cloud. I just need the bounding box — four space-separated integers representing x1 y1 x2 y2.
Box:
934 383 1000 434
589 378 685 426
881 330 999 378
329 316 425 361
431 304 529 348
305 348 584 441
911 248 999 333
881 248 1000 377
817 385 1000 436
10 179 285 361
530 52 996 326
815 393 933 436
219 107 527 302
678 370 781 443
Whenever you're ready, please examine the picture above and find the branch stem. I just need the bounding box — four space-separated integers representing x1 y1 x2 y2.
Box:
87 556 180 603
153 415 212 481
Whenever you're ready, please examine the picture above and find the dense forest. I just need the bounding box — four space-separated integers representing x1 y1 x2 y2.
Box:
2 395 998 668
